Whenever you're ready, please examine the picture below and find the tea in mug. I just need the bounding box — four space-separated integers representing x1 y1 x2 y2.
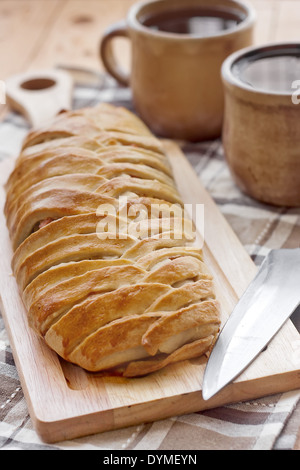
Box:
141 6 245 36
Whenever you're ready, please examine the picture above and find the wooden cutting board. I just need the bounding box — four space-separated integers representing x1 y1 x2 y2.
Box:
0 141 299 444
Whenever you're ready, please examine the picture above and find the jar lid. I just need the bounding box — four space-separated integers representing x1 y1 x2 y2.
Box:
222 43 300 95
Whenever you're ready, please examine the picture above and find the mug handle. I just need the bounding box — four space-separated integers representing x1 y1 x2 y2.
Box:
100 20 130 86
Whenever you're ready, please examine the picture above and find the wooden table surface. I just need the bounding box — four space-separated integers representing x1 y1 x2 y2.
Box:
0 0 299 110
1 0 300 80
0 0 299 449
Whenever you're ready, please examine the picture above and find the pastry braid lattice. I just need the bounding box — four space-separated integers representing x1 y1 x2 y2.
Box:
5 103 220 376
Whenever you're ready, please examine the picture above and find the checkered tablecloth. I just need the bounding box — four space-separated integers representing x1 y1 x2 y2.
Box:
0 73 299 450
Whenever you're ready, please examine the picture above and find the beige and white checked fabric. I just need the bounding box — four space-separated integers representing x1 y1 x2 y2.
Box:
0 75 299 450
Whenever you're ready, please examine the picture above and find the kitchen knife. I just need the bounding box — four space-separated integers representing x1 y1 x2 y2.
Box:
202 248 300 401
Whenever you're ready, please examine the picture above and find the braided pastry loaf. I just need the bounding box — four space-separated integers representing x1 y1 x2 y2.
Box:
5 103 220 377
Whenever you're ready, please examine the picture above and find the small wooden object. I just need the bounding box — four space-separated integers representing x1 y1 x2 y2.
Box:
6 69 73 127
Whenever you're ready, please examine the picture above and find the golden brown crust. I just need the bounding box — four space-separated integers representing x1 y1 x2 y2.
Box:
141 300 220 356
5 103 220 376
44 283 171 358
123 335 216 377
16 232 136 289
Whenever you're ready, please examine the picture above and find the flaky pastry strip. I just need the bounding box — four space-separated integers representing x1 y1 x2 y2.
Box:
143 256 210 286
22 259 133 309
145 279 215 312
123 336 215 377
5 103 221 376
6 173 106 221
45 283 171 357
16 232 136 289
67 313 160 372
28 265 147 336
12 213 126 274
10 190 117 249
142 300 220 356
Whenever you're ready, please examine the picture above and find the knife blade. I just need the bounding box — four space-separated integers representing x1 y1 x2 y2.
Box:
202 248 300 401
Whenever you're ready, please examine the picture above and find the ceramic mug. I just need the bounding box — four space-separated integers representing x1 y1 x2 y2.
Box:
100 0 256 141
222 43 300 207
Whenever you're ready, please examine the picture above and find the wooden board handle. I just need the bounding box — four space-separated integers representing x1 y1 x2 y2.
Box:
5 69 73 128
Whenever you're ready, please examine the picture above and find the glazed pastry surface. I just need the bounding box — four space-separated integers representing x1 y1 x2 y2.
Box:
5 103 220 376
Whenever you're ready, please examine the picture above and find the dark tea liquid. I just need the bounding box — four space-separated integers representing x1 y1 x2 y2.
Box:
142 7 244 36
236 55 300 93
